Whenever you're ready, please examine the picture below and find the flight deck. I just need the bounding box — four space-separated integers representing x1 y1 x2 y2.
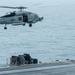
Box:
0 61 75 75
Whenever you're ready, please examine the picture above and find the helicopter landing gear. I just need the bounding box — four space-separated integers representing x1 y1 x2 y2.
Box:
4 25 7 30
4 27 7 30
29 23 32 27
23 23 26 26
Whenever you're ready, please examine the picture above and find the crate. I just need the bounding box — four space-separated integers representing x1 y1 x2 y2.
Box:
10 56 18 65
31 58 38 64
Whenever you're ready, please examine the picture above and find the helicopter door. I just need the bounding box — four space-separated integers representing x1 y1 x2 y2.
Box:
23 15 28 22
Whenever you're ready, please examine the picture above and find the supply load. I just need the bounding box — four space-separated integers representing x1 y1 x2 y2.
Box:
10 53 38 66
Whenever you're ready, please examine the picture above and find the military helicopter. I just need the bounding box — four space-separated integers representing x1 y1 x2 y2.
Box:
0 6 44 29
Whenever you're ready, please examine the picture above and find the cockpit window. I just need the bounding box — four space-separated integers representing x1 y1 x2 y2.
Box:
1 12 16 17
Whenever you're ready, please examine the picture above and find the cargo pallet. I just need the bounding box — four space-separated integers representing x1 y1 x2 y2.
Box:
10 53 38 66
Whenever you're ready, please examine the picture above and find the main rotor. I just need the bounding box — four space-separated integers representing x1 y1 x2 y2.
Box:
0 3 41 12
0 6 27 11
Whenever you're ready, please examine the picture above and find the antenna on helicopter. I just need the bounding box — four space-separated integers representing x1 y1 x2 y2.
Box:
0 6 27 11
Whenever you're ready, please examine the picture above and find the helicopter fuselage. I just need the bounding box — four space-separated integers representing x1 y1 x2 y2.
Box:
0 11 43 26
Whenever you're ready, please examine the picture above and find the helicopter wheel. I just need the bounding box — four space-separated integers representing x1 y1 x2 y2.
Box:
4 27 7 30
23 23 26 26
29 23 32 27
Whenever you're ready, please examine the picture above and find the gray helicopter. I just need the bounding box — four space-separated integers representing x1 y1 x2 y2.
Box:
0 6 44 29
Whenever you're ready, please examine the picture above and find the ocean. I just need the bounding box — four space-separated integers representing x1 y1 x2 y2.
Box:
0 0 75 67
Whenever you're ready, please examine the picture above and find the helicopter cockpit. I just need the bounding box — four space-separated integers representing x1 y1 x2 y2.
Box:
1 12 16 18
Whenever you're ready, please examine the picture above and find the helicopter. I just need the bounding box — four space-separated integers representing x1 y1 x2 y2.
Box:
0 6 44 30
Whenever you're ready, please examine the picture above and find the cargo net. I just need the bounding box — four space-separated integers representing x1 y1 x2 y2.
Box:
10 53 38 66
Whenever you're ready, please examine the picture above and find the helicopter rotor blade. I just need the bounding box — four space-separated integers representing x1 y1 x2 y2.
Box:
0 6 17 9
0 3 41 11
0 6 27 9
0 3 41 9
28 3 41 8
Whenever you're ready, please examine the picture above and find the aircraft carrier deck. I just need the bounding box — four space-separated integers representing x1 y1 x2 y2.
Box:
0 61 75 75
